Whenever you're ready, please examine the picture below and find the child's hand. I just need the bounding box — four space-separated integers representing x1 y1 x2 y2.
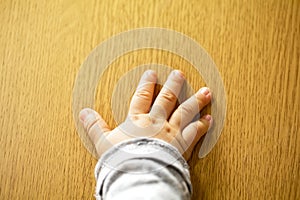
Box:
79 70 212 160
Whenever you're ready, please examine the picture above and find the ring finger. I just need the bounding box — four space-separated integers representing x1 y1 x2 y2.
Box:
169 87 211 129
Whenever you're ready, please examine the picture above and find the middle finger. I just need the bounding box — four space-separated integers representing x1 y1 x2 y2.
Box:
150 70 185 119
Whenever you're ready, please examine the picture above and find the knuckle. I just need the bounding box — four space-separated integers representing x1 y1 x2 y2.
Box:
84 116 100 133
160 91 177 103
197 121 208 133
180 103 194 116
135 88 153 99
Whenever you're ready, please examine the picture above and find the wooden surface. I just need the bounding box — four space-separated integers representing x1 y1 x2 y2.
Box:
0 0 299 199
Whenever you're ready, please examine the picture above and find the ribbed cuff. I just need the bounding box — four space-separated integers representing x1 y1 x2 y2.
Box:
94 138 192 199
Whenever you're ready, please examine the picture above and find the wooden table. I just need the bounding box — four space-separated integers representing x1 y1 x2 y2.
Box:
1 0 299 199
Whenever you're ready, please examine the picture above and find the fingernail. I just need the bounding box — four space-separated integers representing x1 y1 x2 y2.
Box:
146 70 156 78
204 114 212 122
203 115 213 130
173 70 185 78
198 87 210 96
79 109 90 122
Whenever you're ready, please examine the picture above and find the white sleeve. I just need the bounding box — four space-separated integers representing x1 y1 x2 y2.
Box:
94 138 192 200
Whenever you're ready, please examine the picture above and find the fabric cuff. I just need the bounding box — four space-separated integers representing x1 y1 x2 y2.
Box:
94 137 192 199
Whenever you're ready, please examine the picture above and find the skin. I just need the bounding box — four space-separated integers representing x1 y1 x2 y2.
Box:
79 70 212 160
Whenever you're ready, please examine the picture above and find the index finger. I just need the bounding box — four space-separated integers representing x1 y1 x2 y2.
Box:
128 70 157 115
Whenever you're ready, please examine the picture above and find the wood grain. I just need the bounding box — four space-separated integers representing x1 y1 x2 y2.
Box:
0 0 299 199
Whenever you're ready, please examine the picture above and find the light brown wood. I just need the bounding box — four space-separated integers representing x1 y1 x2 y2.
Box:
0 0 299 199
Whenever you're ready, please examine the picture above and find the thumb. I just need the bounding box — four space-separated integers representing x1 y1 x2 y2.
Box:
79 108 111 145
